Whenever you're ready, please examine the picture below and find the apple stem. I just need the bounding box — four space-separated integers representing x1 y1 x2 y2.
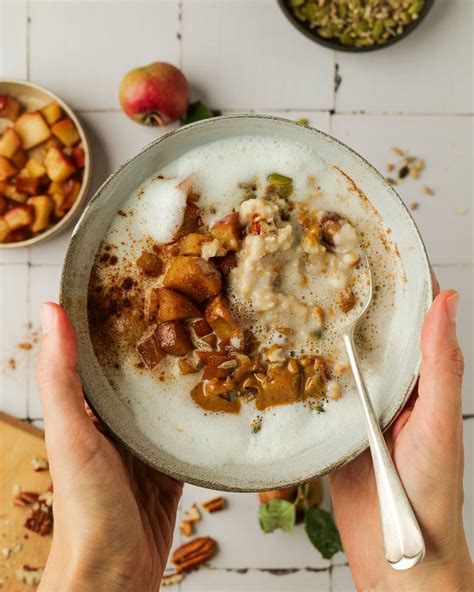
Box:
144 112 165 127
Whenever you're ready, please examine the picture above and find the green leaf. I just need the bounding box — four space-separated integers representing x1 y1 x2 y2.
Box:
259 499 296 534
181 101 219 126
304 507 343 559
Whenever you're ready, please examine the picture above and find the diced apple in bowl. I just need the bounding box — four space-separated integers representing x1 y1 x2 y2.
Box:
0 128 21 158
14 112 51 149
44 147 76 182
0 93 86 245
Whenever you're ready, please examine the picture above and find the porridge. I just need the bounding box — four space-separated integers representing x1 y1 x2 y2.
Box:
87 135 402 467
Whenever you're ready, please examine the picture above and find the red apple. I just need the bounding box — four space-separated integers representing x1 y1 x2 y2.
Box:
119 62 189 126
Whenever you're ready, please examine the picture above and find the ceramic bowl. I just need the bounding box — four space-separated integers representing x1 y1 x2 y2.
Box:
0 79 92 249
278 0 435 53
61 115 432 491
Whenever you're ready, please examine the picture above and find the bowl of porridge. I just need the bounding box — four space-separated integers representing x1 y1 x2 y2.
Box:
61 115 432 491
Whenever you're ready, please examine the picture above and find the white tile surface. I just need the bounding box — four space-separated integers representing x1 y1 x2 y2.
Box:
178 485 331 570
330 114 473 264
0 265 29 418
432 265 474 414
0 0 28 79
180 567 330 592
27 265 63 418
257 111 331 135
463 419 474 557
29 1 180 110
182 0 334 110
335 0 474 114
331 565 355 592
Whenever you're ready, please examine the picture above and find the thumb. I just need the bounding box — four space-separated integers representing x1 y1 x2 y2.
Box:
36 302 92 445
417 290 464 425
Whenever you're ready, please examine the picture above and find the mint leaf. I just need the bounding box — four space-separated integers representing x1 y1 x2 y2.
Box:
304 507 343 559
181 101 219 126
259 499 296 534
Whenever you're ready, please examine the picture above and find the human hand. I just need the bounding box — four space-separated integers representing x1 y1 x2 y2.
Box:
329 288 473 591
36 303 182 592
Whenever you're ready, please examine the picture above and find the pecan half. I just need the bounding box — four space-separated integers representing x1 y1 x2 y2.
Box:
13 491 39 506
25 508 52 536
201 496 226 513
172 536 217 573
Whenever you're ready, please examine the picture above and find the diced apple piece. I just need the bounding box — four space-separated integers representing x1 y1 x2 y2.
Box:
154 321 192 356
0 128 21 158
146 287 201 323
51 193 66 218
205 294 244 350
45 137 62 150
14 112 51 149
136 251 163 276
61 179 81 211
210 212 241 251
16 176 41 196
163 256 222 303
26 158 47 178
11 149 28 169
44 147 76 182
212 252 238 276
190 318 213 338
136 328 165 369
72 146 85 168
0 156 17 181
51 119 80 147
0 218 9 242
4 205 33 230
7 189 27 203
173 203 203 240
28 195 53 233
179 233 212 256
0 96 21 121
47 181 66 196
40 102 62 125
0 196 6 215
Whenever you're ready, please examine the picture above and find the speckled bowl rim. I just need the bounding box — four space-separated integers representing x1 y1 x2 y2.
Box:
0 79 92 249
61 114 433 492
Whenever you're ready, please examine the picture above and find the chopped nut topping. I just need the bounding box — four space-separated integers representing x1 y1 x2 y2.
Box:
201 496 226 513
161 572 185 586
180 520 194 537
184 503 201 523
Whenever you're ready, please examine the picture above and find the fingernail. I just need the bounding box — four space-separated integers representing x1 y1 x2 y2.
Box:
40 303 55 334
446 292 460 322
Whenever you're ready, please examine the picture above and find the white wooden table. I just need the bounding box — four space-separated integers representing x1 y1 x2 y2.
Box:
1 1 472 590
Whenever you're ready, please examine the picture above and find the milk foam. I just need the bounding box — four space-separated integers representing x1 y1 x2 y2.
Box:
94 135 404 469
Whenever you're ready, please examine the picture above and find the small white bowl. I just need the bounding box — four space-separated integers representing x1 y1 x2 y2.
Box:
0 79 92 249
61 115 432 491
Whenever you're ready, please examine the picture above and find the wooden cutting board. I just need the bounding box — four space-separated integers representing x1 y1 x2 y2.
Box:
0 413 52 591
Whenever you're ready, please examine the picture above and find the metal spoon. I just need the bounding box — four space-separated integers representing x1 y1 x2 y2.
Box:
341 250 425 570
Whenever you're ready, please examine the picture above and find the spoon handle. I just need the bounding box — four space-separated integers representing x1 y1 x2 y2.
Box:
342 329 425 570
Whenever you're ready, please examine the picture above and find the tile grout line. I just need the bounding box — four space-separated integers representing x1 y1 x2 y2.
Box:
178 0 183 69
26 0 31 81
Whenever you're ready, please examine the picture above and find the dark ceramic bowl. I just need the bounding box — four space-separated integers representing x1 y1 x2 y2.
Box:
278 0 435 52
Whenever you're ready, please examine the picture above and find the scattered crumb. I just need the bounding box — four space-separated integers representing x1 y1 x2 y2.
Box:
392 147 406 157
184 504 201 523
15 566 43 586
18 342 32 351
409 201 419 211
161 572 184 586
386 163 394 172
180 520 194 537
296 117 309 126
386 177 397 185
31 457 49 472
423 185 434 196
1 548 10 559
7 358 16 370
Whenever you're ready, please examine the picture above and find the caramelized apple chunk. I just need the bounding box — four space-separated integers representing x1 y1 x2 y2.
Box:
0 218 10 242
205 294 244 349
0 156 17 181
179 232 212 256
210 212 241 251
146 287 200 323
28 196 54 233
44 147 76 182
155 321 192 356
136 251 163 276
4 205 34 230
173 203 202 240
336 287 356 313
0 128 21 158
163 256 222 302
136 328 165 369
51 119 80 147
40 102 62 125
0 95 21 121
